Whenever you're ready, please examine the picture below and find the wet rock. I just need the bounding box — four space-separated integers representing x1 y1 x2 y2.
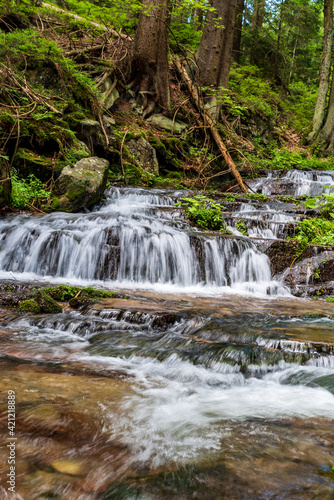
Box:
52 157 109 211
277 250 334 288
265 240 300 275
313 256 334 283
127 136 159 175
147 113 188 134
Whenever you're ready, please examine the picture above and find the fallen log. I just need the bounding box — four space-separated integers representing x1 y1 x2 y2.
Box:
173 56 248 193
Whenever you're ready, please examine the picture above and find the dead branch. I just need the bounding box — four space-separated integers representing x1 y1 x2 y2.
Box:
172 56 248 193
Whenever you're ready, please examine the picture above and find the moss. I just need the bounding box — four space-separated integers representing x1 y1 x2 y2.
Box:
69 287 118 309
49 196 60 211
41 285 81 301
18 299 41 314
35 290 62 314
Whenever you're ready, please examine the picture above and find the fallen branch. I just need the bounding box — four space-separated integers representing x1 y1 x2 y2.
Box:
172 56 248 193
65 44 104 56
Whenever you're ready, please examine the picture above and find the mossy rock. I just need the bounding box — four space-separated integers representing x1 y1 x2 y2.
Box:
69 287 117 309
18 299 41 314
35 291 62 314
52 157 109 211
41 285 81 301
13 149 62 182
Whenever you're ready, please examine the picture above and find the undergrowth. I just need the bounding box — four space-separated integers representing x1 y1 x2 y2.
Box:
11 173 50 209
177 195 225 230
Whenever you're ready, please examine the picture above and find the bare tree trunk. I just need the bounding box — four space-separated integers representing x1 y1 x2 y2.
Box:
133 0 171 116
251 0 265 30
307 0 333 144
315 68 334 150
232 0 245 62
196 0 237 121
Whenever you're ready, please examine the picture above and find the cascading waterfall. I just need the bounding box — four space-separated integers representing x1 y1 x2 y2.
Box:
0 186 287 295
250 169 334 197
226 202 298 240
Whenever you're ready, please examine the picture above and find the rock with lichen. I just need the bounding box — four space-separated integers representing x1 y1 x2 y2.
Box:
52 157 109 211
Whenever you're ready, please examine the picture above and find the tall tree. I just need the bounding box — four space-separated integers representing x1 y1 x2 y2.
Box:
307 0 333 144
251 0 266 30
196 0 237 121
232 0 245 62
133 0 171 117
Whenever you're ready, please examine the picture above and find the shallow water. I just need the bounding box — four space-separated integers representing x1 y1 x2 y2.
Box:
0 186 333 498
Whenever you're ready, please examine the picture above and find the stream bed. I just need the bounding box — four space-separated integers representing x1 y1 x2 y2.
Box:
0 185 333 499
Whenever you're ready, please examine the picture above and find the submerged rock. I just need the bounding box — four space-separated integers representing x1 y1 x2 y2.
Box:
127 136 159 175
52 157 109 211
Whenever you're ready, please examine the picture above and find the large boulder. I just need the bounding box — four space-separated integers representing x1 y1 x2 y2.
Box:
127 137 159 175
52 157 109 212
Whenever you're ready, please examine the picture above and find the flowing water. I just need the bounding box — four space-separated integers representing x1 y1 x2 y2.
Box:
0 184 334 499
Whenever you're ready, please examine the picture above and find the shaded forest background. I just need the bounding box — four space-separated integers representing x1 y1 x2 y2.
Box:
1 0 334 209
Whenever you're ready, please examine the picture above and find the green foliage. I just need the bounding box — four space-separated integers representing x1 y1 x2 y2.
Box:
236 220 248 236
326 297 334 303
11 173 50 209
41 284 117 302
246 147 334 172
244 193 268 202
177 195 225 230
294 218 334 249
41 285 81 301
228 64 280 120
303 193 334 219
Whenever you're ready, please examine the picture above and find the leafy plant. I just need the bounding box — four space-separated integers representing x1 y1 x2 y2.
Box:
294 218 334 250
236 219 248 236
177 195 225 230
11 173 50 209
303 192 334 218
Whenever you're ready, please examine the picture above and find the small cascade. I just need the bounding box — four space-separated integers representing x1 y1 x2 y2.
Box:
0 186 287 295
250 169 334 197
226 202 298 239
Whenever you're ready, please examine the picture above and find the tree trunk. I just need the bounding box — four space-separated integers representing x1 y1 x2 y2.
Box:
195 7 203 31
273 0 284 81
251 0 265 30
232 0 245 62
307 0 333 144
133 0 171 116
315 68 334 150
196 0 237 121
0 160 11 208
